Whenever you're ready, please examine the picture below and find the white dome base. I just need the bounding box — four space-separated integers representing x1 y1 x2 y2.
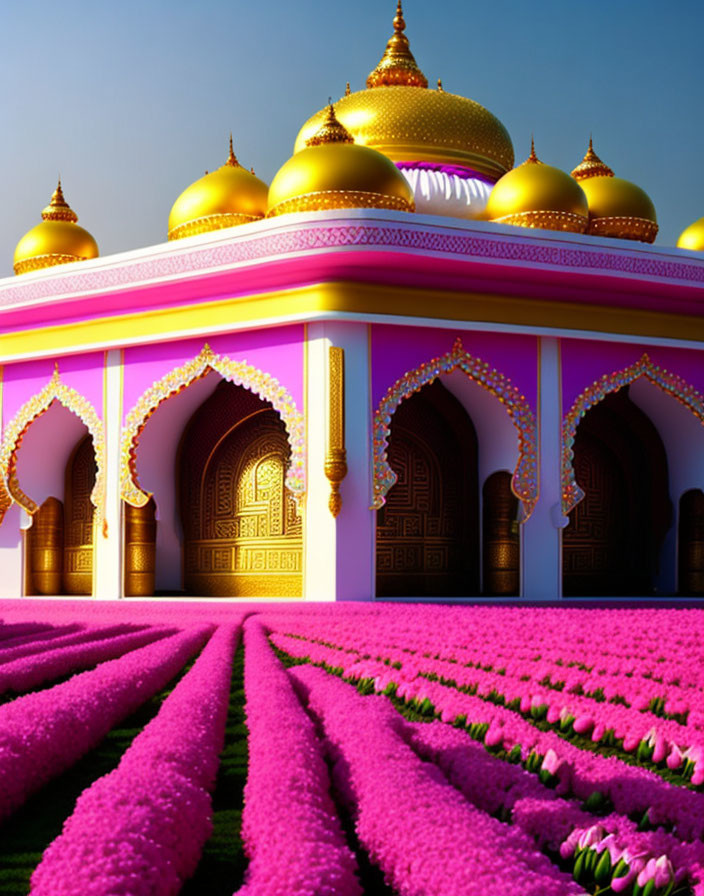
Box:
400 166 492 220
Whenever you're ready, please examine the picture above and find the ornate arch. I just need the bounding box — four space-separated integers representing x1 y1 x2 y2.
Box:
562 353 704 515
0 365 106 532
371 337 538 520
120 343 305 507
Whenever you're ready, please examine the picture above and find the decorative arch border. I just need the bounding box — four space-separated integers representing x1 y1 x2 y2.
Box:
371 337 538 519
120 343 305 508
0 365 106 532
562 352 704 515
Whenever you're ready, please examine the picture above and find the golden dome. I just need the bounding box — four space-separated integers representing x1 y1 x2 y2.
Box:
267 103 414 217
14 180 99 276
168 136 268 240
571 140 657 243
486 141 589 233
293 4 513 181
677 217 704 252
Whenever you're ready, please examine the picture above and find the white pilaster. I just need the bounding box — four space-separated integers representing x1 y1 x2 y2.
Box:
304 322 374 601
522 337 563 600
94 350 124 599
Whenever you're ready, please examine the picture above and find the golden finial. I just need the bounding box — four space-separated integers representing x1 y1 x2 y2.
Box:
306 101 354 147
226 133 240 168
42 178 78 223
571 137 615 180
366 0 428 89
250 166 256 175
437 78 443 91
52 361 61 382
345 81 351 96
522 136 541 166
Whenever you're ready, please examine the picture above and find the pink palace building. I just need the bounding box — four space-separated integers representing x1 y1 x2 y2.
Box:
1 4 704 602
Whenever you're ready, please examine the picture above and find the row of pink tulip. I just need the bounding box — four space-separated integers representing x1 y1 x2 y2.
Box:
407 721 704 895
30 622 241 895
290 661 588 896
0 625 211 823
266 621 704 776
264 606 704 724
270 631 704 841
0 623 177 696
235 619 361 896
0 620 56 643
261 605 704 702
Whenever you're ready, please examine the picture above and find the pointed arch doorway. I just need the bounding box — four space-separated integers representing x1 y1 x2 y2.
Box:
563 386 671 596
375 379 479 596
179 380 302 597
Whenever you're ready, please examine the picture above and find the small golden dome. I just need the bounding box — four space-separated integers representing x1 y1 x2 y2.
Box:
168 136 268 240
14 180 99 276
486 141 589 233
677 217 704 252
294 4 513 181
267 103 414 217
571 140 657 243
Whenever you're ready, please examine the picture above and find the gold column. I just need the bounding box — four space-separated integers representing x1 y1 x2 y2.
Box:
483 471 520 596
324 346 347 517
124 497 157 596
31 497 64 595
678 489 704 596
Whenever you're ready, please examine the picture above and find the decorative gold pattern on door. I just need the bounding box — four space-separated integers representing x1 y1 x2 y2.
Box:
483 471 520 596
181 382 302 597
63 434 96 595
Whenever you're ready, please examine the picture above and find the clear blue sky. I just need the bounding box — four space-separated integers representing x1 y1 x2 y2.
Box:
1 0 702 275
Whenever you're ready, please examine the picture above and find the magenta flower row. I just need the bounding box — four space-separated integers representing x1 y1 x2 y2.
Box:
290 662 588 896
0 621 82 654
30 622 241 895
235 619 361 896
270 631 704 842
0 625 211 824
0 621 150 669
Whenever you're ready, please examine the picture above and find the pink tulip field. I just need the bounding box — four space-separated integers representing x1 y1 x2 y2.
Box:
0 600 701 896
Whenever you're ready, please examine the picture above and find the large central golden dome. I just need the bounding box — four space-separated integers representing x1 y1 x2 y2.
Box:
294 3 513 182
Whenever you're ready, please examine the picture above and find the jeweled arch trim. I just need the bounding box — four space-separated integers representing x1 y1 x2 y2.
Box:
562 352 704 515
120 343 306 508
0 364 106 533
371 337 539 520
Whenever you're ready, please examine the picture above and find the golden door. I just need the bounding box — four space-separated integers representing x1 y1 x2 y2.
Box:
63 434 96 595
180 382 302 597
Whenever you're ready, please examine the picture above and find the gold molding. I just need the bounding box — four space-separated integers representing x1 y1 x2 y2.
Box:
120 343 305 508
3 281 704 363
0 364 106 531
324 346 347 517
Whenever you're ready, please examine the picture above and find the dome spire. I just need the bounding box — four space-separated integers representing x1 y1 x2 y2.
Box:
571 137 614 180
42 178 78 223
367 0 428 89
521 137 541 167
226 133 240 168
305 101 354 147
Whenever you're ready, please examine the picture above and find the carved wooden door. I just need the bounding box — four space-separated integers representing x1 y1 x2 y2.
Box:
63 434 95 595
376 380 479 596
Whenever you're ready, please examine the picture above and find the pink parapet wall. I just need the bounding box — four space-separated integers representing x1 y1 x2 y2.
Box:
122 326 305 421
1 352 105 430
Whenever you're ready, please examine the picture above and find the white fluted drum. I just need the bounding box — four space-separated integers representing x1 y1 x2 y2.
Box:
398 165 492 219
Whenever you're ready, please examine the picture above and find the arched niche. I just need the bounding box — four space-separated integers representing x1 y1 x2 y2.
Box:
130 370 221 593
628 377 704 593
376 379 479 597
563 386 671 596
178 380 302 597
